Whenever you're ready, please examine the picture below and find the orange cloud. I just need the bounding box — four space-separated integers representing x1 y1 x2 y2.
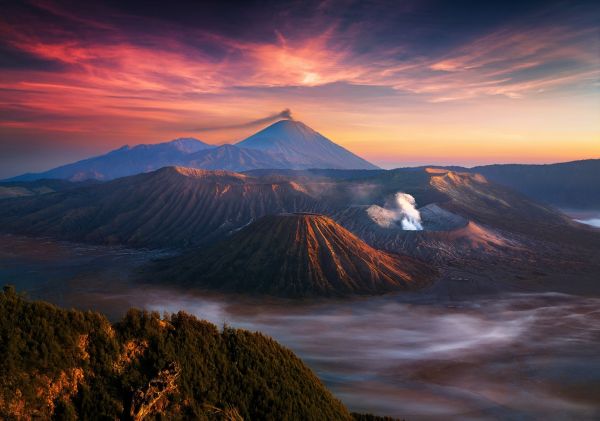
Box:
0 7 598 176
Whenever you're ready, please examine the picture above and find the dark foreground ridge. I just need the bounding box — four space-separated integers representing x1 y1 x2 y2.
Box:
153 213 437 297
0 286 400 420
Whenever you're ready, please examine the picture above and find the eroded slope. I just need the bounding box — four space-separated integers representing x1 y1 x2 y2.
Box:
156 213 436 297
0 167 319 248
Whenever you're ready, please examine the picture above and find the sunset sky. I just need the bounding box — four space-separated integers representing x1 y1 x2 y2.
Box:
1 0 599 178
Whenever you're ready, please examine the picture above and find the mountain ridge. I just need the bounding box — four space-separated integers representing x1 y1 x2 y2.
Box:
8 138 214 182
418 159 600 210
7 120 379 181
0 166 320 248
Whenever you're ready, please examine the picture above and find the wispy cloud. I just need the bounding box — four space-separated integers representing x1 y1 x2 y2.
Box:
1 8 596 107
0 0 598 176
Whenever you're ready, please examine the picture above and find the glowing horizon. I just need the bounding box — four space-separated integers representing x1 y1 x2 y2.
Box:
1 0 599 177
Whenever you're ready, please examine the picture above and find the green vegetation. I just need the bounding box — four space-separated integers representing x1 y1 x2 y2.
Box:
0 286 399 420
1 285 362 420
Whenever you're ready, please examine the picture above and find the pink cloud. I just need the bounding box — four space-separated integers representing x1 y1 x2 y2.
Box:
0 11 598 142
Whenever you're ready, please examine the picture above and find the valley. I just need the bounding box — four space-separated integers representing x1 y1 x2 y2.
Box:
1 234 598 420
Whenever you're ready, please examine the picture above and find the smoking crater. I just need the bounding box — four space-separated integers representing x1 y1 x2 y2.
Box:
367 192 423 230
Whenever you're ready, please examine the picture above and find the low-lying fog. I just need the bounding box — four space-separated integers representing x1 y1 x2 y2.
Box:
1 234 599 420
563 209 600 228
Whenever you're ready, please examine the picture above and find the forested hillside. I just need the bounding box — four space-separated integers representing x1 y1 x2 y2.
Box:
0 286 397 420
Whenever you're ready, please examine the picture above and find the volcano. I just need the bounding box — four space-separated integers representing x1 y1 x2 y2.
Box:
237 120 379 170
155 213 436 297
7 120 378 181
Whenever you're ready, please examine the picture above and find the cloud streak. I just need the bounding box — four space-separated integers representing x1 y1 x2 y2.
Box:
0 5 596 109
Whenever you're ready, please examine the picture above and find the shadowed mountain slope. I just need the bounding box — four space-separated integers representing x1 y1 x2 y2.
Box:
427 159 600 210
185 143 292 171
8 138 213 182
155 214 436 297
470 159 600 210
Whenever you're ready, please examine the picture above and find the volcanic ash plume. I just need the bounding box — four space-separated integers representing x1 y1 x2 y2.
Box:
193 109 293 131
367 192 423 230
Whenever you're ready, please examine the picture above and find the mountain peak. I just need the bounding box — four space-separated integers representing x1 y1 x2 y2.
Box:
167 137 211 153
257 119 314 136
269 118 305 127
237 120 379 170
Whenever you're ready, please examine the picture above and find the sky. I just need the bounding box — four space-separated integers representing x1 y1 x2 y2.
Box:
1 0 599 177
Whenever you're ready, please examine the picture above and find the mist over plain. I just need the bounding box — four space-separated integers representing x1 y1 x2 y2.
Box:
2 234 598 420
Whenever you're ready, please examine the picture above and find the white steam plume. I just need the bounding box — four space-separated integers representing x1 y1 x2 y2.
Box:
367 192 423 231
395 193 423 230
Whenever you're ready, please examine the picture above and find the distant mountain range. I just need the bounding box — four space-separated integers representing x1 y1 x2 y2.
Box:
9 138 213 182
0 178 99 200
433 159 600 210
6 121 598 212
8 120 378 181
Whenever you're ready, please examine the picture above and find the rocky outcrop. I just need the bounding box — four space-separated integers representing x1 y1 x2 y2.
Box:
37 368 84 415
1 368 84 420
113 339 148 373
130 362 180 421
